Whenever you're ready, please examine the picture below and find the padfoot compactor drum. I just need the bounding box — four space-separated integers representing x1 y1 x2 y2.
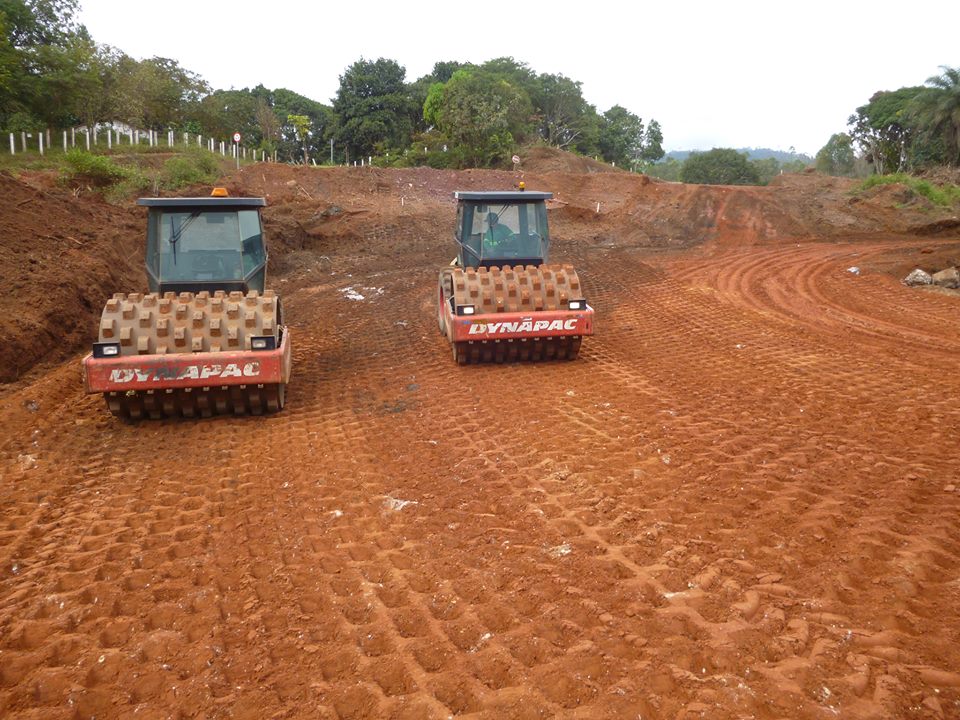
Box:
437 189 594 363
82 189 291 419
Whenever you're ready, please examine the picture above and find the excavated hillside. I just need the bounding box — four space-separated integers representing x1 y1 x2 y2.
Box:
2 157 960 720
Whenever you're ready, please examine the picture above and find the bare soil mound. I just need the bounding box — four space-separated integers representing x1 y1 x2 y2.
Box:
0 173 142 383
518 145 621 174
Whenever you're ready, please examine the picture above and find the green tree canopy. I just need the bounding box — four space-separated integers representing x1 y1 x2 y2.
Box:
333 57 414 162
0 0 89 128
848 87 923 174
1 0 79 46
271 88 332 161
196 89 261 144
639 119 665 165
911 66 960 166
424 68 532 168
536 73 594 150
598 105 644 168
815 132 855 176
680 148 761 185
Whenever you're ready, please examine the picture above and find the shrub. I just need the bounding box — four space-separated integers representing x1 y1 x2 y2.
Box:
62 149 129 187
680 148 761 185
161 149 220 189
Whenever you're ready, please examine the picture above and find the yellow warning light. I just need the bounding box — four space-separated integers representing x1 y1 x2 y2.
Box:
210 187 229 197
518 181 526 191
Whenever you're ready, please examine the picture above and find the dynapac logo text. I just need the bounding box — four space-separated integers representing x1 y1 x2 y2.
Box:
468 318 578 335
109 362 261 383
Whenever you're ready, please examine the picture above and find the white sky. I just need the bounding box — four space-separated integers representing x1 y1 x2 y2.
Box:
77 0 959 156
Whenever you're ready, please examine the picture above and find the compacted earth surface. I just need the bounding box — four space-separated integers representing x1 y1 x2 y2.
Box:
2 154 960 719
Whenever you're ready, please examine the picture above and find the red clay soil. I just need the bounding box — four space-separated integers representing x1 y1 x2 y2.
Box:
2 159 960 720
0 172 142 382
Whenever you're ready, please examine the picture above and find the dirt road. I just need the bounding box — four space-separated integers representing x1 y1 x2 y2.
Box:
1 164 960 719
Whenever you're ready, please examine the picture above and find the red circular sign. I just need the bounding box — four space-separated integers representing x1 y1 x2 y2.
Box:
232 132 241 143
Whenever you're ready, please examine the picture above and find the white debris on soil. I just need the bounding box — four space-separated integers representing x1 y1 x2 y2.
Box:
903 268 933 286
340 286 385 302
470 632 493 652
17 454 37 471
547 543 572 558
384 496 418 512
340 287 366 301
846 266 860 275
330 510 343 518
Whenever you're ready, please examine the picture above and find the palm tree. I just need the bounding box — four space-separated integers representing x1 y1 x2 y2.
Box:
912 66 960 166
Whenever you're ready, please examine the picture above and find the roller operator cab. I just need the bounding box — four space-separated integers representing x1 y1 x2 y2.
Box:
453 190 553 269
140 195 269 295
438 189 594 364
82 189 292 420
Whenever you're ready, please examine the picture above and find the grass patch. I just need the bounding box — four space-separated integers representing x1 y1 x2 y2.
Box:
159 147 221 189
62 149 130 186
0 143 240 201
859 173 960 206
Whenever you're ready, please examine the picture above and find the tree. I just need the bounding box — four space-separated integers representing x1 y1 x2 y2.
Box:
536 73 593 150
0 11 19 106
480 57 537 102
815 133 855 176
750 157 781 185
911 66 960 166
424 68 531 168
287 114 310 164
0 0 79 46
598 105 644 168
0 0 86 128
680 148 761 185
106 55 208 130
431 60 468 84
254 97 280 154
197 89 256 139
645 156 682 182
30 31 104 127
333 57 414 162
847 87 923 174
407 61 472 136
639 119 665 164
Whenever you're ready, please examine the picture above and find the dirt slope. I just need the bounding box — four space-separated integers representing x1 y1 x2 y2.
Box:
1 165 960 719
0 172 142 382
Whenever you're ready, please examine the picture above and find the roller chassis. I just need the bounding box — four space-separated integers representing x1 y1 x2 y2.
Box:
437 264 594 364
82 321 291 419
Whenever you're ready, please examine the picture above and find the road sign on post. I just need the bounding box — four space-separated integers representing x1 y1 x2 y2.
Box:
233 133 241 169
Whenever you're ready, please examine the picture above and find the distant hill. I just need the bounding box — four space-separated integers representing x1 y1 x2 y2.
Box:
666 148 813 164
